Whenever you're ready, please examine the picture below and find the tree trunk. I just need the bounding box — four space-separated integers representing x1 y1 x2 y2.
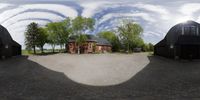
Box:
51 44 55 53
41 46 44 53
126 41 129 53
78 45 80 54
60 45 63 53
33 46 36 54
65 43 68 52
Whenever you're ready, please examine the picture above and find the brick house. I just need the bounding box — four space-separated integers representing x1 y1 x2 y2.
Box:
67 35 112 54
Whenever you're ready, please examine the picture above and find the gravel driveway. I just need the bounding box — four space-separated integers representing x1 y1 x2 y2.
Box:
29 53 149 86
1 53 200 100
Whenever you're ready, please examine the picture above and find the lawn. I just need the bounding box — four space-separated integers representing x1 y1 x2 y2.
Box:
22 49 62 55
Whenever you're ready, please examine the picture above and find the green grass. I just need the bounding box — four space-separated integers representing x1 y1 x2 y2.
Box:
22 49 62 56
22 49 154 56
22 50 32 56
147 52 154 56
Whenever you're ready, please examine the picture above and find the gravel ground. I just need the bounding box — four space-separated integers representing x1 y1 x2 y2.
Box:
1 53 200 100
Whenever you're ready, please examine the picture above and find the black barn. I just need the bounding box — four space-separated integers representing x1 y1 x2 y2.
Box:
0 25 21 58
154 20 200 59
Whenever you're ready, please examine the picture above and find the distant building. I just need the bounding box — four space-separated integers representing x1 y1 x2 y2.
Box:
0 25 21 58
67 35 112 54
154 20 200 59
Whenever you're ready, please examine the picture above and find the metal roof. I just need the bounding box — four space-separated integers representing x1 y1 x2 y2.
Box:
0 25 21 47
68 34 112 46
156 20 200 46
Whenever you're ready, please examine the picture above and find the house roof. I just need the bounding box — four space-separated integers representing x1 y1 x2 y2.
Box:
165 20 200 45
155 39 166 47
68 34 112 46
68 34 96 42
155 20 200 47
96 37 111 46
0 25 21 47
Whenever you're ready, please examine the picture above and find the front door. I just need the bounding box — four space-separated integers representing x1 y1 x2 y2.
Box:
180 45 199 59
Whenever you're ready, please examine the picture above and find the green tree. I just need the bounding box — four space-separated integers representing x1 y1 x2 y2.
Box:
132 37 145 48
98 31 121 52
56 18 72 50
148 43 154 51
46 18 72 52
76 34 88 54
36 27 48 53
72 16 95 34
72 16 95 54
24 22 40 54
142 44 149 52
118 20 143 53
46 22 58 53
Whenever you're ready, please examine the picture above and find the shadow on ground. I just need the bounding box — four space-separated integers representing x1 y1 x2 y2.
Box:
1 56 200 100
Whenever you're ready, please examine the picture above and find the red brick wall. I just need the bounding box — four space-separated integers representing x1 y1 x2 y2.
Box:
68 42 97 54
68 42 76 54
95 45 112 53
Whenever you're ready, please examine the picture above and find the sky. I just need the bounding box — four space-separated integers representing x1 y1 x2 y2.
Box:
0 0 200 48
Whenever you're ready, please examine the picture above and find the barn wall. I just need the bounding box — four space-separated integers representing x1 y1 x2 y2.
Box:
154 45 174 58
12 45 21 56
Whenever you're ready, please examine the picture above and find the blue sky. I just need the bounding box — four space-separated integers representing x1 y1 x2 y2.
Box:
0 0 200 48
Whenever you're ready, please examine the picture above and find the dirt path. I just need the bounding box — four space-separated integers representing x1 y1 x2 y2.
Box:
29 53 149 86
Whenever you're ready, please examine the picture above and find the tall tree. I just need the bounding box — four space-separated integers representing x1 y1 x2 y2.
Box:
148 43 154 51
56 18 72 50
98 31 121 52
76 34 88 54
72 16 95 54
72 16 95 34
46 22 58 53
24 22 40 54
46 18 72 52
36 27 48 53
118 20 143 53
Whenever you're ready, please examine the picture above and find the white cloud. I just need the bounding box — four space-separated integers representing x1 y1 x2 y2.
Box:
81 1 111 17
132 3 170 20
22 4 78 18
7 20 49 29
2 12 64 27
180 3 200 15
0 3 13 10
98 13 155 24
0 4 78 25
133 3 169 15
143 31 162 37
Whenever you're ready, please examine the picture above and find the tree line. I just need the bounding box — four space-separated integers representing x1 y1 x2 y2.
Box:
24 16 154 54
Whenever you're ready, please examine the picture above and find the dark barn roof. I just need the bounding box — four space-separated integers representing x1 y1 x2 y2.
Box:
68 34 112 46
0 25 21 58
165 20 200 45
0 25 13 45
154 20 200 59
155 20 200 47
